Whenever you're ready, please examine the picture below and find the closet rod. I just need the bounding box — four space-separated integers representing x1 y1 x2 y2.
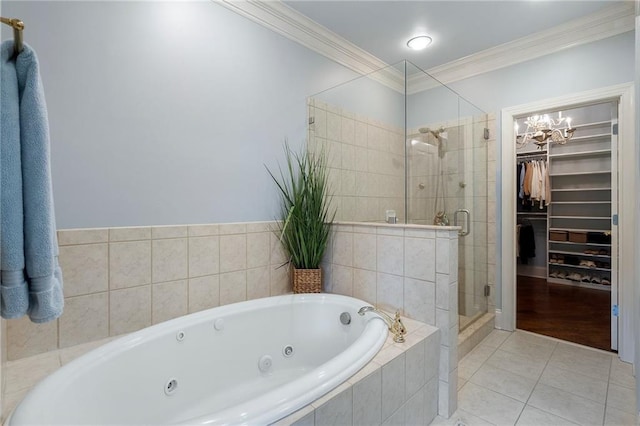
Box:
0 17 24 55
517 152 547 161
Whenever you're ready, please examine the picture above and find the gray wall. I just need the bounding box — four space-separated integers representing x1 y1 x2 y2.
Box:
2 1 357 228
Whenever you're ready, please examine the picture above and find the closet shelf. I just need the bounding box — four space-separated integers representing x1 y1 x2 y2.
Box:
549 216 610 220
549 240 611 247
549 263 611 272
550 171 611 177
549 249 610 258
548 149 611 159
562 132 611 142
547 277 611 291
550 201 610 205
570 119 612 129
551 188 611 192
517 212 547 216
549 227 611 233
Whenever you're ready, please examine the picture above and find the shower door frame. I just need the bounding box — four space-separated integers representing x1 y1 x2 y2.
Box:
499 83 635 362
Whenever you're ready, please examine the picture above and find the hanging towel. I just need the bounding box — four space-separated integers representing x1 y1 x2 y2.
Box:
1 41 64 323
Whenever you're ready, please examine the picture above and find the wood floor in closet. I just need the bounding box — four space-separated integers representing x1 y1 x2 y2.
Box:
516 275 612 352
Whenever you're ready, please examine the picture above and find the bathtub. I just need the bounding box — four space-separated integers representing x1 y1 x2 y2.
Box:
9 293 388 425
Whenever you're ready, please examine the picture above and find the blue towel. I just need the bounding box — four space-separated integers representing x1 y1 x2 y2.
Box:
1 41 63 323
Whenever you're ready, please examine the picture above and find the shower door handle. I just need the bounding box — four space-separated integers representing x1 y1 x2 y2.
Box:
454 209 471 236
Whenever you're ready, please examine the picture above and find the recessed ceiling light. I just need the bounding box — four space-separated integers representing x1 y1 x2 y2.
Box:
406 35 432 51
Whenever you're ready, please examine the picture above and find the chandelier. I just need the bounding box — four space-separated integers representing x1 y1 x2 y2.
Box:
515 112 575 150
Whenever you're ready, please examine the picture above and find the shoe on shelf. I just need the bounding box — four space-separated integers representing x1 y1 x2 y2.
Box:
550 255 557 264
602 278 611 285
598 249 610 256
556 255 565 264
567 272 582 281
581 274 592 282
549 270 559 278
591 276 602 284
579 259 589 267
584 249 597 255
557 271 568 279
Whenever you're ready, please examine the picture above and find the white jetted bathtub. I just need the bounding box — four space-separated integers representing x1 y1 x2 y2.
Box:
9 293 388 425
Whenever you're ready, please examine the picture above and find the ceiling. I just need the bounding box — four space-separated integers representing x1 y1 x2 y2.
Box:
283 1 624 71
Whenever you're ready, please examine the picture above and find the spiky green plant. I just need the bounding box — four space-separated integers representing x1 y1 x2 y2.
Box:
267 142 335 269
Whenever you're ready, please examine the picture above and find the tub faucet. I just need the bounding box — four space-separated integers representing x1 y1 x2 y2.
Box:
357 306 407 343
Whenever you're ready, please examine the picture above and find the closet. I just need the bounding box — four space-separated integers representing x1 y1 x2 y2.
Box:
515 101 617 351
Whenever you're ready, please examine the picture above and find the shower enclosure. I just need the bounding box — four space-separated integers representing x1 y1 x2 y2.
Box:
308 61 490 331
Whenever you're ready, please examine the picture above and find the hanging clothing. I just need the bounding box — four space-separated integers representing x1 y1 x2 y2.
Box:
518 223 536 264
0 41 64 323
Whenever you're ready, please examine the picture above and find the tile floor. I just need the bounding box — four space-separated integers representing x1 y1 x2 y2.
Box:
432 329 638 426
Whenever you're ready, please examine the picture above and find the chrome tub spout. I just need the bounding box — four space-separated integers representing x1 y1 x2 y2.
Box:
357 306 407 343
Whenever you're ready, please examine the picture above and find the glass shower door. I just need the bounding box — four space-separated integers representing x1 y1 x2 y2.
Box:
406 64 489 331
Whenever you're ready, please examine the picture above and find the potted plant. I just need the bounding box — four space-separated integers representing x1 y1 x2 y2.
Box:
267 142 335 293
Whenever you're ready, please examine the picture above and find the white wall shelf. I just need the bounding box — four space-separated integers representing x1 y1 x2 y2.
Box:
548 149 611 158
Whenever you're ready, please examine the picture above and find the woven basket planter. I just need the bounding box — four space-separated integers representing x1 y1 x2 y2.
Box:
292 267 322 293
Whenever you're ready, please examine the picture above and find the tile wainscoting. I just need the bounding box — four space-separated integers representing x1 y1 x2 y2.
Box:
322 222 459 417
2 220 459 420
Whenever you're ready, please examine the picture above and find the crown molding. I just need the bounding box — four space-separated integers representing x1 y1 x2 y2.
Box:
216 1 635 94
423 2 635 87
215 0 404 92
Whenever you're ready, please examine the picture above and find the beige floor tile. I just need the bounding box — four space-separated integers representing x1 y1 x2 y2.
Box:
607 384 637 415
547 342 612 381
469 363 537 403
516 405 579 426
603 406 639 426
431 408 496 426
480 330 511 349
500 331 556 360
458 382 525 425
458 378 467 391
609 358 636 390
458 344 497 380
528 383 605 426
539 364 608 403
485 349 547 381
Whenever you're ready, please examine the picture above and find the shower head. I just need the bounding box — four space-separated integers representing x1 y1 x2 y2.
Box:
418 126 447 140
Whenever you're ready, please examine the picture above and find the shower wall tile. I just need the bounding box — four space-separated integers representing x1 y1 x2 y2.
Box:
6 317 58 360
110 285 152 336
109 241 151 289
59 243 108 297
188 275 220 313
109 226 151 242
188 224 219 237
59 293 109 348
219 223 247 235
404 237 436 282
404 278 435 325
152 280 188 324
376 235 403 275
152 238 188 283
246 232 270 269
353 268 376 305
330 265 353 297
381 353 405 420
220 271 247 306
151 225 188 239
220 235 247 273
188 236 219 277
377 272 403 313
247 267 271 300
270 264 290 296
57 228 108 246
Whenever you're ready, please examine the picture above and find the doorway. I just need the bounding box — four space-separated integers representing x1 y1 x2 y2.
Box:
499 83 635 362
514 101 616 351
